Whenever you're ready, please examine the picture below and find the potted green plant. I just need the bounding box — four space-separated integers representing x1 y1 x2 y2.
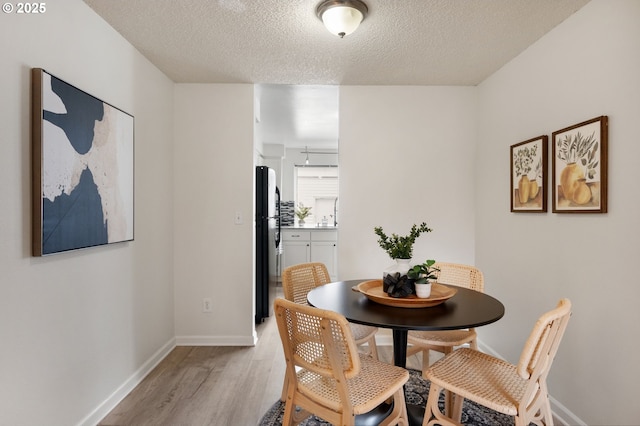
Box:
374 222 433 298
374 222 432 260
295 203 312 225
407 259 440 298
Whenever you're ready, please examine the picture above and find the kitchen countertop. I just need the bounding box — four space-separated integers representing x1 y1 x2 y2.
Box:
282 225 338 230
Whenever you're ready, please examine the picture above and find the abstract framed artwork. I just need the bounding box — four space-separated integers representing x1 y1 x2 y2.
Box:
32 68 134 256
511 135 548 212
552 116 608 213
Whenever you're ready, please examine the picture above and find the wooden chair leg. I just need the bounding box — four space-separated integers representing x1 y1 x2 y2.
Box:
542 383 554 425
451 393 464 422
367 336 379 360
379 386 408 426
421 348 431 379
282 395 295 426
423 385 459 426
406 345 421 357
280 370 289 402
542 400 554 426
444 390 453 418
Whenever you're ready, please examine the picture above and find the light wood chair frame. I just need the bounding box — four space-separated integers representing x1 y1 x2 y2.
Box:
406 262 484 376
275 298 409 426
282 262 379 360
423 298 572 426
280 262 379 403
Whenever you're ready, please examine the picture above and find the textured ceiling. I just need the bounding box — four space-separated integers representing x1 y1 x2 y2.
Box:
82 0 589 149
83 0 589 86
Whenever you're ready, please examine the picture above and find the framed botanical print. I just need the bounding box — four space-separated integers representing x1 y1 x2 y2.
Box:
511 135 548 212
552 116 608 213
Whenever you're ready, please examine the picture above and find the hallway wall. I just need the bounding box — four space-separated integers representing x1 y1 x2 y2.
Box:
0 1 175 424
475 1 640 424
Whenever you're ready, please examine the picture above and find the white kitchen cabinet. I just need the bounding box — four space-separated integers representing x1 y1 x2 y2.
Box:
282 241 311 268
281 230 311 271
310 241 337 279
281 229 338 280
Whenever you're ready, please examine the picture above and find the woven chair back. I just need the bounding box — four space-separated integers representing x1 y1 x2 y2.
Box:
517 298 572 381
282 262 331 305
275 298 360 380
434 262 484 292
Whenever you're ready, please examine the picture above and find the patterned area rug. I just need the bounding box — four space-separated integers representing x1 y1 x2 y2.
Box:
258 369 517 426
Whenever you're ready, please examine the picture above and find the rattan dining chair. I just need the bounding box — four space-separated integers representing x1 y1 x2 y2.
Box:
406 262 484 377
422 298 572 426
282 262 379 360
275 298 410 426
280 262 380 403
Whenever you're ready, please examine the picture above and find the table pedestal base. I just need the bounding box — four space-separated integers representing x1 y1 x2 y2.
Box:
392 329 408 368
407 403 426 426
353 402 394 425
353 401 426 426
349 399 424 426
392 329 427 426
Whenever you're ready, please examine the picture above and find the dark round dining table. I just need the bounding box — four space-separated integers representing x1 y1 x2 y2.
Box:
307 279 505 426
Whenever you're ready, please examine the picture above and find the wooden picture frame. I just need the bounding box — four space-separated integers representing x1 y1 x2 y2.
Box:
32 68 135 255
552 116 608 213
511 135 548 212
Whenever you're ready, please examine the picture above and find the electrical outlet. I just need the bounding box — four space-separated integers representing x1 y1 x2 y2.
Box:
234 211 243 225
202 298 212 313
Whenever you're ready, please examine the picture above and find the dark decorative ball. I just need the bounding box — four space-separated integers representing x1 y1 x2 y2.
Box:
383 273 415 298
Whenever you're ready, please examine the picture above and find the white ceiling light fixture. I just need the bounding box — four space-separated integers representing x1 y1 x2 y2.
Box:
316 0 368 38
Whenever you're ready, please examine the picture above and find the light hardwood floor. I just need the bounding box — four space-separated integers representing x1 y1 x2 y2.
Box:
99 290 423 426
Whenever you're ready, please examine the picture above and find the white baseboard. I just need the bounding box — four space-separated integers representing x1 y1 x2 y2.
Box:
78 334 585 426
78 334 255 426
175 334 256 346
547 395 587 426
77 337 176 426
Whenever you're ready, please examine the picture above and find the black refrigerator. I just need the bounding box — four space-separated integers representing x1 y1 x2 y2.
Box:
255 166 281 323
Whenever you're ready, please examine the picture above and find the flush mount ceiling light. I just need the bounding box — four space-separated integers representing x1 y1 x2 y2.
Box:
316 0 368 38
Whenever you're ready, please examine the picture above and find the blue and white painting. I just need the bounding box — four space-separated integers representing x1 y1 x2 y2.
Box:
34 69 134 255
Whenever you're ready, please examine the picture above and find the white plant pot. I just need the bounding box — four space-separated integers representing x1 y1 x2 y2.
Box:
383 258 412 278
414 282 432 298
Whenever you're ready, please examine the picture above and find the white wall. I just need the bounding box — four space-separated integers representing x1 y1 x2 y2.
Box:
338 86 478 279
0 0 175 425
476 1 640 424
173 84 255 345
3 1 637 424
